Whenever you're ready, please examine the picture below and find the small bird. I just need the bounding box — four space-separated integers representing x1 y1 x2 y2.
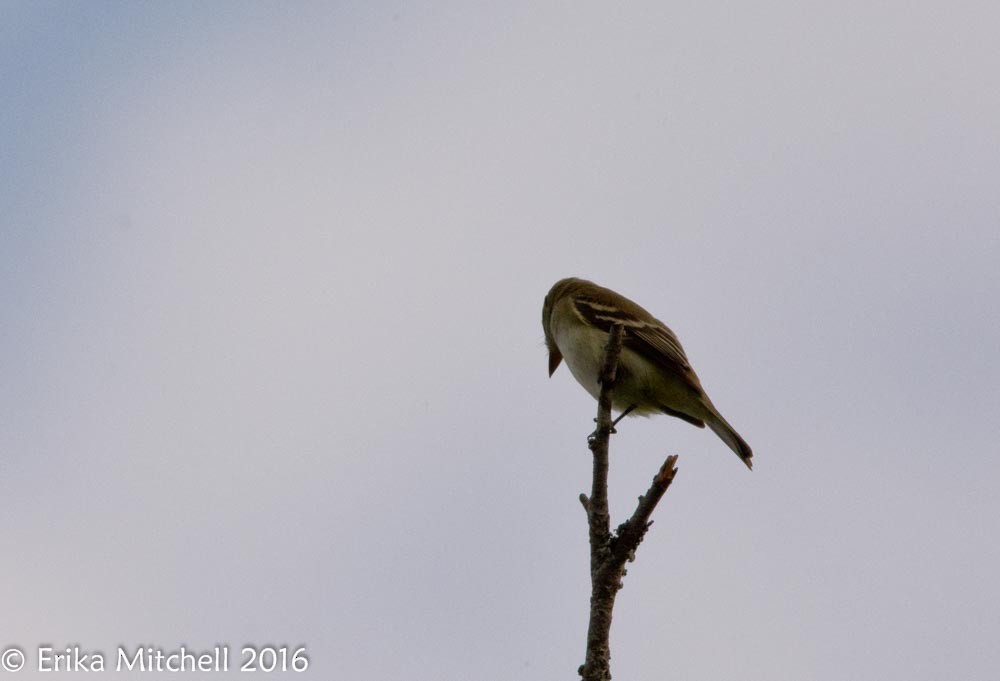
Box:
542 277 753 470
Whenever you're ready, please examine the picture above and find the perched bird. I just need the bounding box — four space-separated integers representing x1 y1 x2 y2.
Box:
542 277 753 470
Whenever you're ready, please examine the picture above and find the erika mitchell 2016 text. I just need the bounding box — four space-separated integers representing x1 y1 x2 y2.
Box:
37 645 228 672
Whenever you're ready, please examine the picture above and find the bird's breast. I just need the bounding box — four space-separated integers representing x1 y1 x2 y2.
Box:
552 321 608 401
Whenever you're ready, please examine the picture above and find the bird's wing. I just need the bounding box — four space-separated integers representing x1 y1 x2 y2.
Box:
572 295 692 373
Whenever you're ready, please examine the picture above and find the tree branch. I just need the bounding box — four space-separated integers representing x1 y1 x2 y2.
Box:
579 326 680 681
584 324 624 577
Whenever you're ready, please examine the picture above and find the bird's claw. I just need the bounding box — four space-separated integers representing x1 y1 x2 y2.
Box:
587 425 617 444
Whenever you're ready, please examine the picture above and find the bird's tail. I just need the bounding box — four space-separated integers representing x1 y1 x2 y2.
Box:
705 412 753 470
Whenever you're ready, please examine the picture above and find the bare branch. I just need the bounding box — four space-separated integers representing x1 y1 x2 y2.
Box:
585 324 624 576
579 326 680 681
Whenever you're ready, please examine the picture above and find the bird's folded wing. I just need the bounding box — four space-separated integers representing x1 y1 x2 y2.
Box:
572 295 692 373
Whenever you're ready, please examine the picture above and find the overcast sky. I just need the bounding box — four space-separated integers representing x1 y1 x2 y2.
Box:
2 2 999 679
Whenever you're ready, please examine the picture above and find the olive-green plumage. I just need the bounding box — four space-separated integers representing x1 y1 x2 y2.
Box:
543 277 753 470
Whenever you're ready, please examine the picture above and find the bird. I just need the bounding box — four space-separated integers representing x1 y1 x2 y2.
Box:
542 277 753 470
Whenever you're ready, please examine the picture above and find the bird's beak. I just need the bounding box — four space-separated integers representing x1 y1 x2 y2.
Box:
548 349 563 377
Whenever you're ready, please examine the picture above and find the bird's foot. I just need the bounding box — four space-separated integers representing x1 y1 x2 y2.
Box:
588 419 617 443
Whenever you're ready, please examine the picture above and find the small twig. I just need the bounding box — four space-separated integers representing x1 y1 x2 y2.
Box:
609 455 679 570
579 326 680 681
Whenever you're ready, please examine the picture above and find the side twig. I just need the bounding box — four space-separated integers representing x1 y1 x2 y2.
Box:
579 325 680 681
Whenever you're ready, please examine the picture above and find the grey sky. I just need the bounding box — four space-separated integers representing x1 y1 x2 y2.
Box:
2 2 999 679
